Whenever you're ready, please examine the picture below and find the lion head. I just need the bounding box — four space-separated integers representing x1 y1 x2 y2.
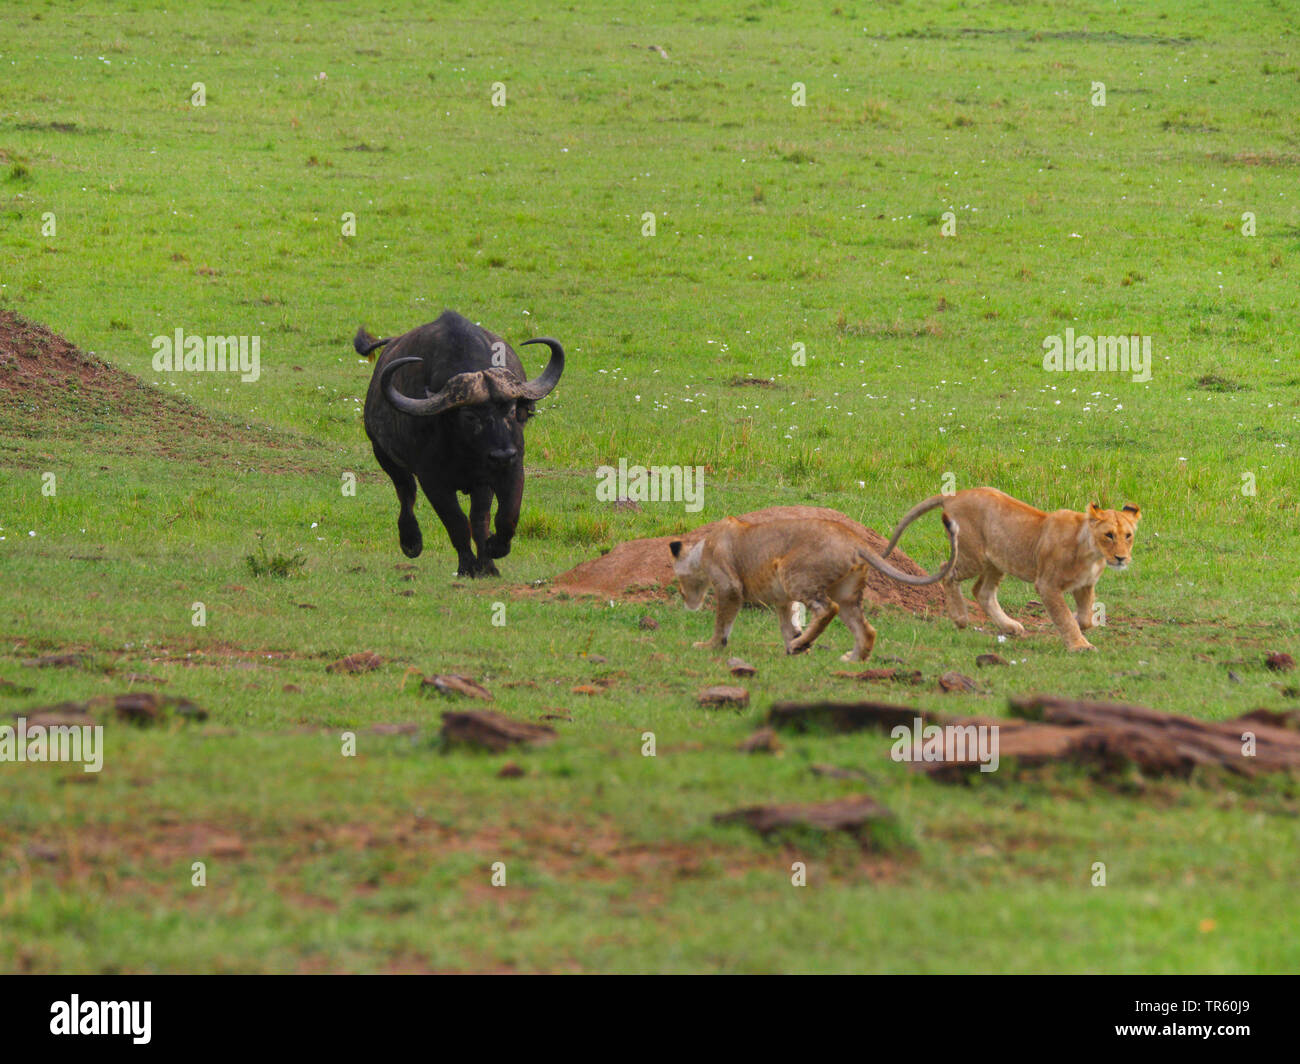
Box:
1086 502 1141 570
669 539 709 609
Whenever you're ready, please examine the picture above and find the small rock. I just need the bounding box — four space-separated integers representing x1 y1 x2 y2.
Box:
737 727 780 754
727 657 757 677
585 654 608 664
424 674 493 701
282 684 301 694
698 685 749 708
976 653 1008 668
327 651 384 674
497 761 526 778
1228 671 1242 684
1265 653 1295 673
638 616 659 631
938 671 977 693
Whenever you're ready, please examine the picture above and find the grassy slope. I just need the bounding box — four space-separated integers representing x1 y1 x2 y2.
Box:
0 0 1298 972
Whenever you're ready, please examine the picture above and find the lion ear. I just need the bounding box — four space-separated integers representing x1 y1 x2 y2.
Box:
1122 504 1141 521
669 540 683 558
1088 502 1104 518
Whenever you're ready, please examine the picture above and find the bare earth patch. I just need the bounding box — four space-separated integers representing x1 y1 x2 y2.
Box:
0 309 315 470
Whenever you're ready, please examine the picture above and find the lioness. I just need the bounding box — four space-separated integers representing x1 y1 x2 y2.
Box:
881 487 1140 651
669 514 958 661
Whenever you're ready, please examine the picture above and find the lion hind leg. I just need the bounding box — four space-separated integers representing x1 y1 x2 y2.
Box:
943 575 970 629
836 596 877 662
788 597 837 654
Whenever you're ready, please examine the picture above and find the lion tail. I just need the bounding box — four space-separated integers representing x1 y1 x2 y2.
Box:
881 494 947 558
857 510 959 588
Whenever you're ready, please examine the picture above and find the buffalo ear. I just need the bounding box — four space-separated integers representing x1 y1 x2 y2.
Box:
1122 504 1141 521
669 541 683 558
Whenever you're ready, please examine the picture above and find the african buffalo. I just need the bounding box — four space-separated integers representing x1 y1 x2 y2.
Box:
355 309 564 577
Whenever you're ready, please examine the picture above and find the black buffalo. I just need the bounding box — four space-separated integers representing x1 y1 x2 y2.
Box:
355 309 564 577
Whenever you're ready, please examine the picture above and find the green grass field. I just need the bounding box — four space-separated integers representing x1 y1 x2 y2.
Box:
1 0 1298 973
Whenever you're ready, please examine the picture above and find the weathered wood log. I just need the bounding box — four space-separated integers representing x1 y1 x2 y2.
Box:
440 710 555 752
996 695 1300 778
11 694 206 727
768 700 926 734
832 667 924 685
714 794 893 841
767 694 1300 781
424 674 493 701
699 685 749 708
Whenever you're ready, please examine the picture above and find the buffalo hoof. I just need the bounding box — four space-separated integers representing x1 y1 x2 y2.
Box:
399 521 422 558
458 563 499 578
484 534 512 560
456 554 499 578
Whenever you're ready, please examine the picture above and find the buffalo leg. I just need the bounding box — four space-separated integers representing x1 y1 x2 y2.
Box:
418 476 478 577
371 442 422 558
468 483 499 577
485 470 523 560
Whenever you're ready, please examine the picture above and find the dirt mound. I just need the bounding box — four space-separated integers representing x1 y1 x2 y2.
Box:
0 308 309 468
554 505 947 615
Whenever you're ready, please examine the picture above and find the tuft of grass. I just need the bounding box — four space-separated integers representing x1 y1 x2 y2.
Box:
246 533 307 578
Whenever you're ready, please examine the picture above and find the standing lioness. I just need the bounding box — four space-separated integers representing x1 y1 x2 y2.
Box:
882 487 1140 651
670 514 958 661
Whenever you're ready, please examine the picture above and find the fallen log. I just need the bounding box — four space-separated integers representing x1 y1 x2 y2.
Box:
764 695 1300 781
768 700 924 735
714 795 894 844
1007 694 1300 778
440 710 556 752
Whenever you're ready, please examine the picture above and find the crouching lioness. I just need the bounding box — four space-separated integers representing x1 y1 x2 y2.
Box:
669 514 958 661
881 487 1140 651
